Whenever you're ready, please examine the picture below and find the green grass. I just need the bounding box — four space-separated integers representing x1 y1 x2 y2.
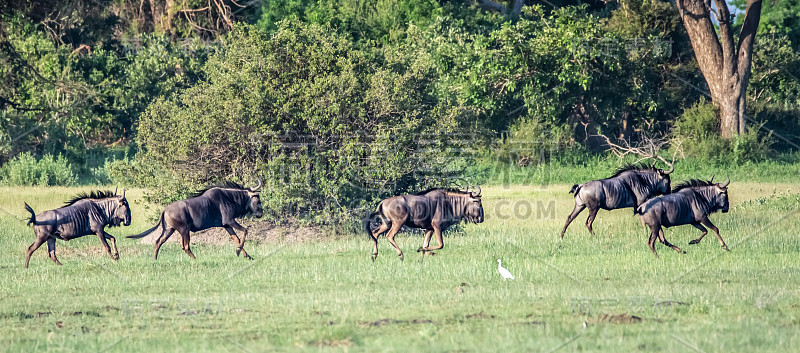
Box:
1 183 799 352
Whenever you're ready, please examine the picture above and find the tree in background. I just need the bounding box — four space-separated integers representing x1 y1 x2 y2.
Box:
674 0 762 138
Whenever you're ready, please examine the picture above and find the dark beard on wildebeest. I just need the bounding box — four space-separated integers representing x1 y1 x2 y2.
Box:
560 163 673 238
23 190 132 268
363 187 484 261
127 181 263 260
636 178 731 257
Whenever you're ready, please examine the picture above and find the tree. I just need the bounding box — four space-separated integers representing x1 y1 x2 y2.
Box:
674 0 762 138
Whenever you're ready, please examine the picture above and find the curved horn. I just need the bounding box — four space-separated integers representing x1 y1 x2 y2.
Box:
721 176 730 188
114 186 118 196
656 156 674 174
709 175 715 184
123 189 126 198
251 178 262 192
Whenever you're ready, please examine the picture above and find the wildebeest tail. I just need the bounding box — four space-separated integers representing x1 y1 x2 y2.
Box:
127 212 164 239
569 184 581 194
363 203 384 238
634 203 646 215
23 203 37 226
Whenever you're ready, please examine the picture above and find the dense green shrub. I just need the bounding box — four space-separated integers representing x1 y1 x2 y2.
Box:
0 153 77 186
672 98 773 163
137 22 475 224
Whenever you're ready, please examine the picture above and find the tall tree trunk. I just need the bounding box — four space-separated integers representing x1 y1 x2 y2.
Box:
675 0 762 138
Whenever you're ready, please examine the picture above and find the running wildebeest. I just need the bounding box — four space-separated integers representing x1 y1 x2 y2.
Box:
23 190 131 268
363 187 484 261
636 177 730 257
560 162 673 238
127 181 263 260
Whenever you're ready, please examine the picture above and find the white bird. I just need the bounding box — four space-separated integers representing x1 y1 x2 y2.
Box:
497 259 515 280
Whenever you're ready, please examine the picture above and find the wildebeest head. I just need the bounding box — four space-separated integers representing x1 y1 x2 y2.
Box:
464 187 484 224
112 190 132 227
710 176 730 213
652 161 674 194
247 180 264 218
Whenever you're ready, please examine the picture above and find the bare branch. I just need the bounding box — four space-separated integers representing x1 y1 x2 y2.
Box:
595 133 676 173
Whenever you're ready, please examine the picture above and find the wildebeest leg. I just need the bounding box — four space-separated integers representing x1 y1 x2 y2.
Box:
227 221 252 260
560 204 586 238
179 228 196 259
689 223 708 245
585 207 599 235
24 237 46 268
103 232 119 260
95 230 117 261
47 238 63 266
416 230 433 254
370 222 389 261
154 228 176 260
658 229 684 253
385 223 405 261
647 225 660 258
701 217 728 251
420 225 445 254
223 225 252 260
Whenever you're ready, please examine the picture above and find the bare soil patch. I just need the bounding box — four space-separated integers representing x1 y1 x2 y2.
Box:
592 313 642 324
309 338 353 347
136 221 327 245
357 318 437 327
465 311 495 319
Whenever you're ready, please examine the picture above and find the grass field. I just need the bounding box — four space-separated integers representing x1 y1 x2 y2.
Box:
1 182 799 352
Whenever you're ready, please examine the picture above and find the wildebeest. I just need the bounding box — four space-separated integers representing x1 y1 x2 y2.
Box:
636 178 730 257
23 190 131 268
560 163 673 238
127 181 263 260
363 187 484 261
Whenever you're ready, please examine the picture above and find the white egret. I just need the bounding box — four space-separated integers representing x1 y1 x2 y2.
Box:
497 259 514 280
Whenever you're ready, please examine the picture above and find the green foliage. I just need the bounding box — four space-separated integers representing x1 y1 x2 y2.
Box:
0 152 76 186
256 0 444 43
672 98 773 163
138 21 474 223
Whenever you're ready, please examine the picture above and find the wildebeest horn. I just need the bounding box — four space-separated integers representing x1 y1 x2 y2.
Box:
721 176 730 188
709 175 715 183
251 179 262 192
471 186 481 197
114 186 118 196
123 189 126 198
661 157 674 174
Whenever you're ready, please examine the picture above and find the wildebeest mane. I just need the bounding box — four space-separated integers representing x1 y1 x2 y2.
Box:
63 190 117 207
671 179 713 193
609 163 658 178
192 181 247 198
414 187 467 195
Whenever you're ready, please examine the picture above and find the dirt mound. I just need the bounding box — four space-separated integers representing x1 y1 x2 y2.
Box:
357 318 437 327
592 313 642 324
136 221 326 245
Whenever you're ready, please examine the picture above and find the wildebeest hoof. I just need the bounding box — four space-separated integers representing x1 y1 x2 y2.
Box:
399 254 404 261
689 239 701 245
416 247 424 252
245 254 254 260
112 254 119 260
428 252 437 256
371 254 377 262
722 245 730 251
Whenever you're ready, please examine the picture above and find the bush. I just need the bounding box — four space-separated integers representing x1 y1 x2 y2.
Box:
137 22 475 225
672 98 773 163
0 153 77 186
